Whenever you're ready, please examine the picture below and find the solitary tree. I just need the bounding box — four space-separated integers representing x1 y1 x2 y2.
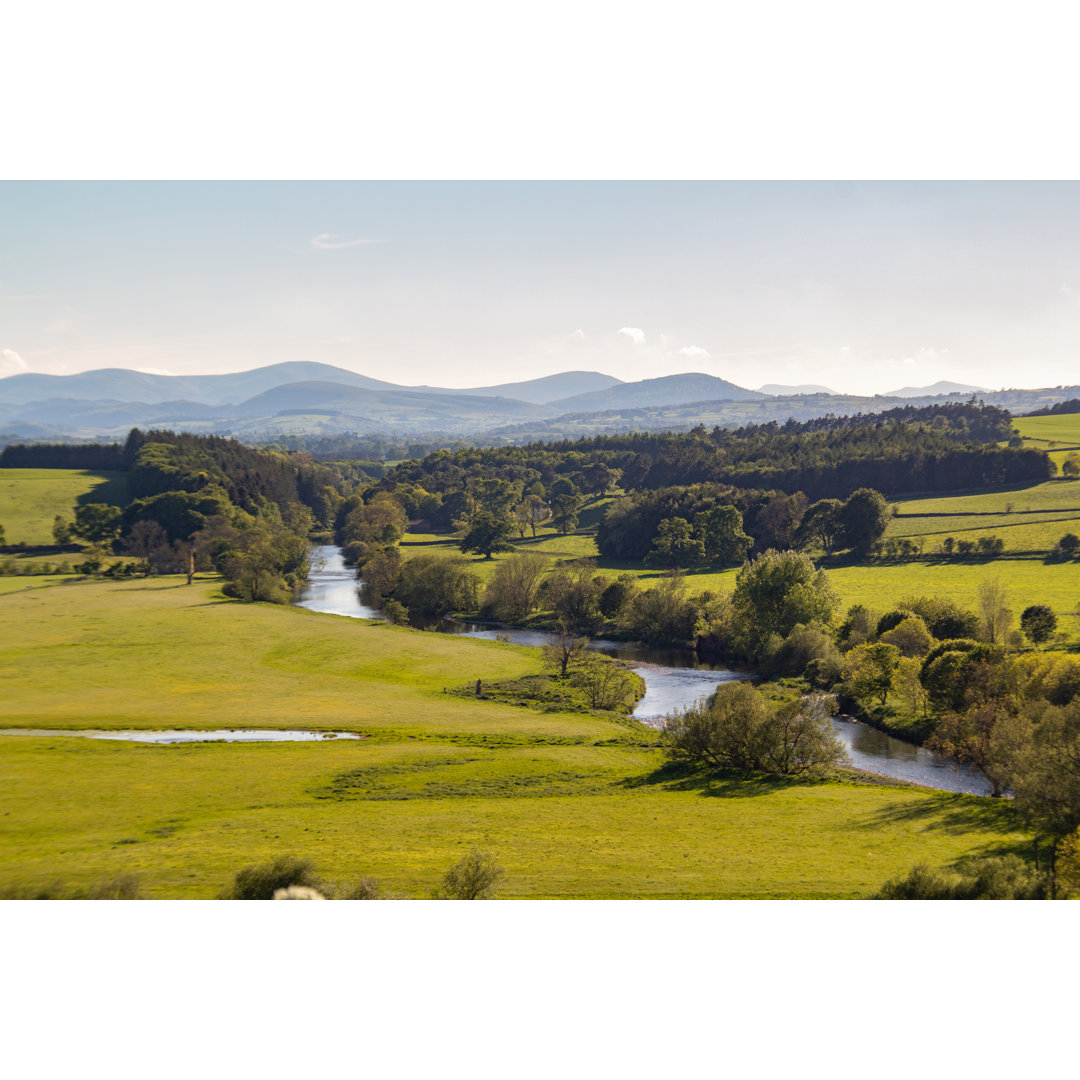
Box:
837 488 890 555
977 577 1013 644
459 510 515 559
542 621 591 678
1020 604 1057 647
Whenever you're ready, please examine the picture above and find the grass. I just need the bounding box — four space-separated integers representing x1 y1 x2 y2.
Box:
0 468 128 545
0 733 1031 899
0 573 1035 898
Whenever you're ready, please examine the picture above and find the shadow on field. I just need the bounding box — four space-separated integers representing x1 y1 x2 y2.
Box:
854 792 1022 835
618 762 807 799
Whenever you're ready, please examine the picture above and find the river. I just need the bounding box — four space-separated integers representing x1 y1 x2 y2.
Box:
297 546 993 795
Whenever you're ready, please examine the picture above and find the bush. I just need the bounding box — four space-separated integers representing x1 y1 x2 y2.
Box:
570 658 642 712
433 848 504 899
662 682 846 777
393 554 479 616
224 856 324 900
0 874 142 900
764 622 843 680
875 856 1049 899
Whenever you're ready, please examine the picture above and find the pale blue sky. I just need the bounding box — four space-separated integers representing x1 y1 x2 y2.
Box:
3 181 1080 395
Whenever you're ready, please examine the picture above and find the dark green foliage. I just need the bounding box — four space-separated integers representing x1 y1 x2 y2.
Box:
122 487 231 543
224 856 324 900
920 640 999 712
598 574 639 618
1057 532 1079 555
795 498 843 554
662 682 846 777
432 848 504 899
837 487 890 555
645 517 706 569
899 595 979 640
875 856 1049 900
876 609 913 636
459 510 515 559
72 503 123 545
1021 604 1057 645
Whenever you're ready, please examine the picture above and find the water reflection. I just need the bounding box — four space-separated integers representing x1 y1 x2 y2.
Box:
297 546 992 794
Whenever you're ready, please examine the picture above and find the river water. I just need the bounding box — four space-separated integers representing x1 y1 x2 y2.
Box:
297 546 993 795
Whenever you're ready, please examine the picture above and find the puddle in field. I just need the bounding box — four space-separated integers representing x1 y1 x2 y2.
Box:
0 729 365 743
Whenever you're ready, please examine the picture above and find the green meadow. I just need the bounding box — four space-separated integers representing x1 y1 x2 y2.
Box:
0 575 1032 898
0 468 128 545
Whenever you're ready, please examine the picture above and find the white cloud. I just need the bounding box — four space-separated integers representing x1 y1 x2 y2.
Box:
678 345 711 360
135 367 176 376
0 347 29 375
309 233 381 249
568 329 585 340
618 326 646 345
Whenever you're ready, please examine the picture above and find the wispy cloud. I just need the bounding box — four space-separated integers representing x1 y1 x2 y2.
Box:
0 347 29 375
309 233 381 250
618 326 646 345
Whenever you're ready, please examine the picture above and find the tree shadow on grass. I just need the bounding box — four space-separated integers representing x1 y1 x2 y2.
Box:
617 761 812 799
853 791 1024 835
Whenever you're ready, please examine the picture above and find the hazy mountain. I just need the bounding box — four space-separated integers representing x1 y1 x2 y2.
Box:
0 363 405 406
0 363 623 408
885 380 987 398
431 370 623 404
543 373 765 413
758 383 837 396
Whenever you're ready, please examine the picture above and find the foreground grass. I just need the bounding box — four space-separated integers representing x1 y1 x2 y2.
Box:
0 573 1035 898
0 735 1031 899
0 468 127 545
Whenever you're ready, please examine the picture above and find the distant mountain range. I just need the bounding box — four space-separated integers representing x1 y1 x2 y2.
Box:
758 383 837 396
885 380 987 398
0 362 1076 443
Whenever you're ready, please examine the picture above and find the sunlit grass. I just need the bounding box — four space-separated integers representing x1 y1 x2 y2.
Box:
0 468 127 545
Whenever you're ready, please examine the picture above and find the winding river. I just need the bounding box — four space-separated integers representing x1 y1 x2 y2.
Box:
297 546 993 795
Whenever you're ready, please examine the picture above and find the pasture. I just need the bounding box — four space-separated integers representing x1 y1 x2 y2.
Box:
0 468 127 546
0 575 1032 899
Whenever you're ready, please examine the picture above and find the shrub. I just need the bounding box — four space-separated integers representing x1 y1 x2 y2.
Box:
224 856 324 900
393 554 479 616
570 658 642 712
764 622 843 680
662 682 846 777
339 876 382 900
875 856 1049 899
433 848 504 899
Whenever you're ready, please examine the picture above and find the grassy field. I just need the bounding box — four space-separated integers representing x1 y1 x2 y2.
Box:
885 478 1080 553
402 519 1080 631
0 468 128 545
1012 413 1080 472
0 575 1033 898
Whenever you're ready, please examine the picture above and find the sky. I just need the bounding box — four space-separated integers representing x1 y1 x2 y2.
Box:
3 180 1080 396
